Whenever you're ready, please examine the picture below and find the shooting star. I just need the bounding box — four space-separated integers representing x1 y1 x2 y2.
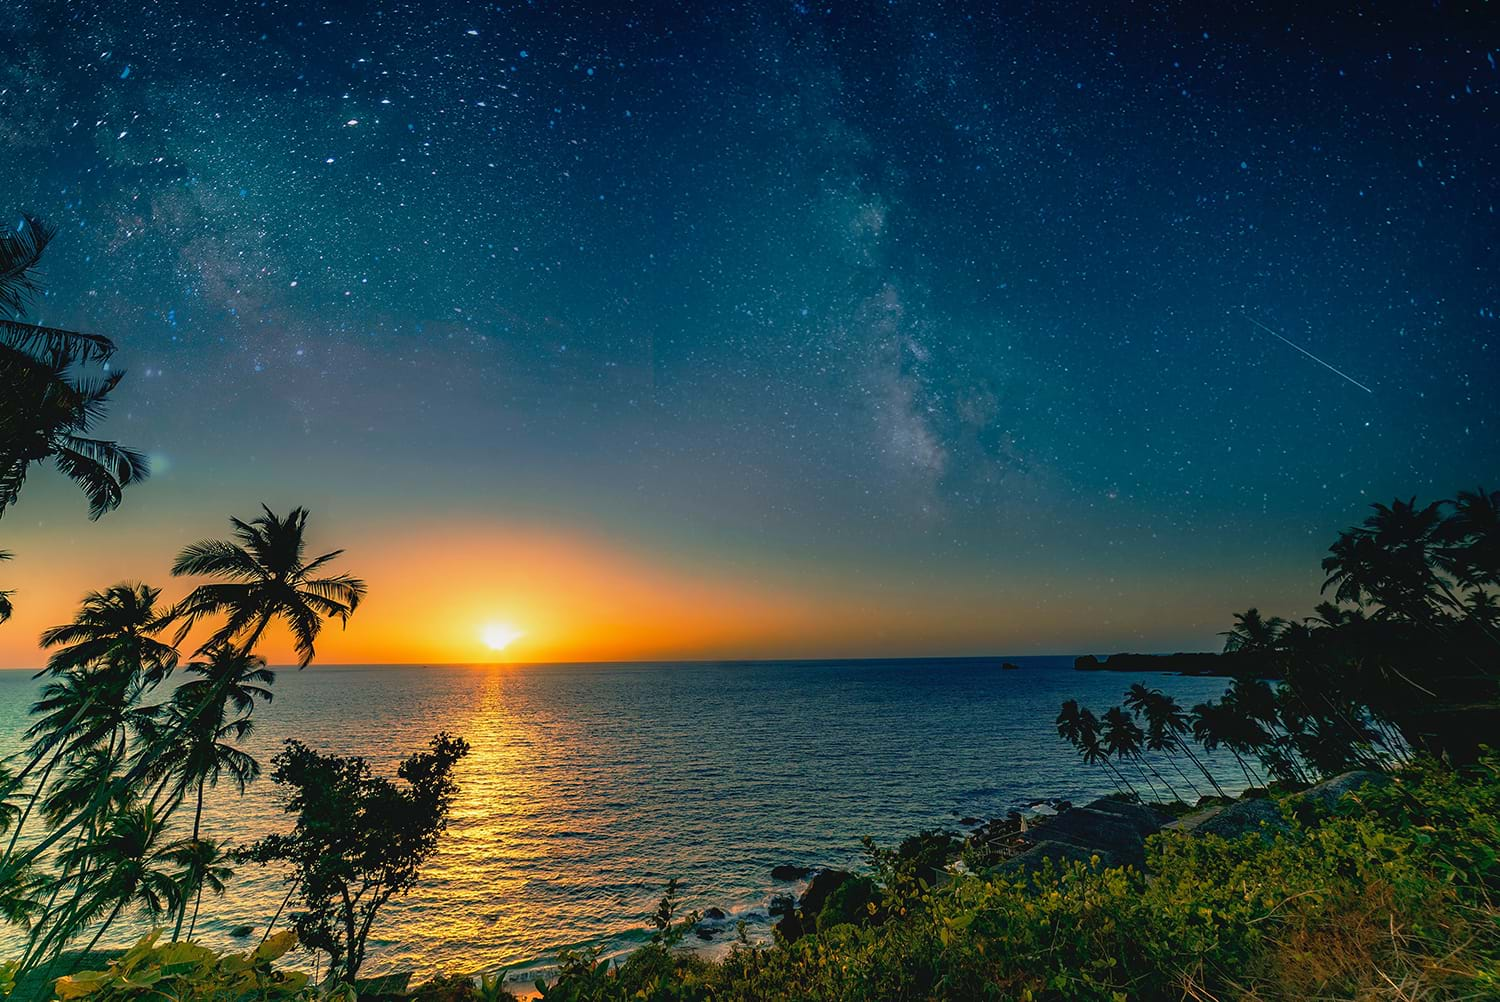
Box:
1245 315 1374 394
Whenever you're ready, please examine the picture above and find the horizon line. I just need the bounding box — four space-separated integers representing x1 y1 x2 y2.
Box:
0 649 1225 672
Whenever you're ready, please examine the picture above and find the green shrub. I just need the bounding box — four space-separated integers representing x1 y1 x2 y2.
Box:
815 876 880 933
48 930 344 1001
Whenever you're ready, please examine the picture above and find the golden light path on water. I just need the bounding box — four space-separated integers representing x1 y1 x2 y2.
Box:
0 661 1243 987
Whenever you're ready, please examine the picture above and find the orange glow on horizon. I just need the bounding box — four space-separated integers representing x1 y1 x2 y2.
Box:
0 509 1254 669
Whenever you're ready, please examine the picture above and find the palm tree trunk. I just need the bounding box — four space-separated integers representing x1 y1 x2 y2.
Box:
1100 759 1138 798
1127 757 1163 802
186 882 205 941
71 898 126 974
172 781 206 941
4 746 63 857
1164 754 1204 800
1139 755 1183 802
1176 739 1228 798
260 882 298 946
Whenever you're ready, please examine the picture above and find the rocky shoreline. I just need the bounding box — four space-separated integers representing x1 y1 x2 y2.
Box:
694 770 1389 948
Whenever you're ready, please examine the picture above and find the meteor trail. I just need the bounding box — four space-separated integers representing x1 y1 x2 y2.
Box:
1245 315 1374 394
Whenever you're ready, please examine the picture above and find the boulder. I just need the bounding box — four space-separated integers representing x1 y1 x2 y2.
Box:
702 906 727 920
228 924 254 938
995 839 1112 877
1295 770 1391 814
768 893 795 918
1187 797 1286 840
799 869 855 923
771 864 813 882
1023 798 1167 867
815 875 880 932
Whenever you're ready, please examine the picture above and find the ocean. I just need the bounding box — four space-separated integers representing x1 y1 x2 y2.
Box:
0 657 1238 985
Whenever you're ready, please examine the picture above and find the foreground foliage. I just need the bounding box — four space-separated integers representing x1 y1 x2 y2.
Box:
529 754 1497 1002
48 931 341 1001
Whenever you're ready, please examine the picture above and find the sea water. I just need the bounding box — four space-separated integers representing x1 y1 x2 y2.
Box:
0 658 1237 982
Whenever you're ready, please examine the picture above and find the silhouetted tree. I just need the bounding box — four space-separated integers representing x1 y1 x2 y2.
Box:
248 733 470 982
171 505 367 666
1 216 146 520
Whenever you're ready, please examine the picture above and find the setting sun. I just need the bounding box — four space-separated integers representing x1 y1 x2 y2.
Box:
481 623 525 653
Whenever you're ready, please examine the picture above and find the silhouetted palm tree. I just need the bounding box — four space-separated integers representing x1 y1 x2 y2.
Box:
1444 487 1500 588
165 837 233 942
0 764 20 837
0 350 148 519
136 697 260 847
38 583 178 683
1101 706 1173 801
56 804 179 960
6 585 177 853
1324 497 1457 619
0 550 13 623
169 646 276 720
1124 684 1224 799
1219 608 1286 653
1057 700 1136 797
1190 701 1261 790
1 214 144 521
171 505 366 666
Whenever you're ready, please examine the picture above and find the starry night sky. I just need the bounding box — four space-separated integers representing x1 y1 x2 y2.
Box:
1 2 1496 664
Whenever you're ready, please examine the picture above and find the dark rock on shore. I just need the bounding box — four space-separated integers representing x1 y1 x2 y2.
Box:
799 869 855 921
771 864 813 881
1168 797 1285 840
703 906 727 920
996 797 1169 875
1166 770 1394 841
1295 770 1391 815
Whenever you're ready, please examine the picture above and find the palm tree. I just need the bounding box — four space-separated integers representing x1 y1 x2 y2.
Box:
0 213 57 317
168 645 276 721
1057 700 1137 797
0 349 147 519
1323 498 1458 619
1100 706 1171 802
1219 608 1287 653
55 804 179 961
0 549 13 623
6 670 124 857
1124 684 1225 799
1 214 145 521
38 583 178 683
171 505 366 666
0 764 21 837
1189 701 1261 790
165 837 233 942
1225 678 1310 785
1444 487 1499 588
5 585 177 853
138 702 260 828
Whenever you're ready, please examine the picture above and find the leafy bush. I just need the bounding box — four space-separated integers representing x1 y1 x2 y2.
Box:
815 876 879 933
47 930 343 1001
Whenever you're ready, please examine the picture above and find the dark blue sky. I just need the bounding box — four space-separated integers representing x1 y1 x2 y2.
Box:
2 1 1496 661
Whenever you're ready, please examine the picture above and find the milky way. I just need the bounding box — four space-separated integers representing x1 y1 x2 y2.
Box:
2 2 1496 657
